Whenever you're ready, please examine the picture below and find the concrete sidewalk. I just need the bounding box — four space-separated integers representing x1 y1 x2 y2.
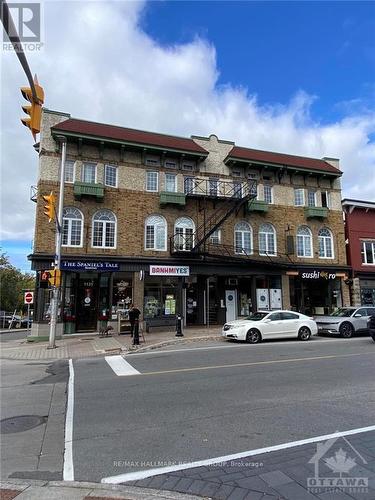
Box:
0 479 201 500
0 327 222 360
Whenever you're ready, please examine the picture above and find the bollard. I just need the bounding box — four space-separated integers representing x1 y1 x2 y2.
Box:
175 315 184 337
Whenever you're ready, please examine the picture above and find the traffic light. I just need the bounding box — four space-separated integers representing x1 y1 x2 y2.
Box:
42 192 55 222
20 76 44 140
48 269 61 287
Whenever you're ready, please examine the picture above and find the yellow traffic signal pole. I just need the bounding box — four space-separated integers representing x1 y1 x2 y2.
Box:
48 135 67 349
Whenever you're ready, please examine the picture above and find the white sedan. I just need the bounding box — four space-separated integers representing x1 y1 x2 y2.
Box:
222 310 318 343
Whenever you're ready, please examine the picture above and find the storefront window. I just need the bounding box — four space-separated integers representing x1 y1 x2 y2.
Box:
112 276 133 318
144 278 178 320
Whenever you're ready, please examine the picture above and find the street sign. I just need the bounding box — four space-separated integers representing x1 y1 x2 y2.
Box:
24 291 34 304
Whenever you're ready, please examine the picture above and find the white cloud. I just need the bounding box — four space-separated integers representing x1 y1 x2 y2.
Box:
1 0 375 242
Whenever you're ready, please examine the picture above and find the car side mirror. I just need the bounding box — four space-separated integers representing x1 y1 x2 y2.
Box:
353 313 362 318
263 318 271 323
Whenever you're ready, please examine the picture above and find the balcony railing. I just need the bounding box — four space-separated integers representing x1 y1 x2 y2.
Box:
305 207 328 219
184 178 256 199
73 182 104 201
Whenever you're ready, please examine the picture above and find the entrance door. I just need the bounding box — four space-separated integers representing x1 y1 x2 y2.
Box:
225 290 237 322
76 278 98 332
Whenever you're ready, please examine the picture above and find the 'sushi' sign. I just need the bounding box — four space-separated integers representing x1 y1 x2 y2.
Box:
150 265 190 276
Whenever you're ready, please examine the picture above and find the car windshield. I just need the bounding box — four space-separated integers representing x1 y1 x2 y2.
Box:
245 312 268 321
330 308 355 317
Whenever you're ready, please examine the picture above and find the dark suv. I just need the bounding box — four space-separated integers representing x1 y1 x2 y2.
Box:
368 315 375 342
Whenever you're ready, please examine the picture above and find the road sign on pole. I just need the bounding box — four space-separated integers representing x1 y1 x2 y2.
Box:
24 291 34 304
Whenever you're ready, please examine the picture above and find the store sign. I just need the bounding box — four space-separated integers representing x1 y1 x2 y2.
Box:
61 260 120 271
149 265 190 276
300 270 336 280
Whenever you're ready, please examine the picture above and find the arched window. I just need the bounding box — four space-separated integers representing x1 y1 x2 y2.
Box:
145 215 167 251
259 223 276 256
174 217 195 251
92 210 116 248
234 222 252 254
318 228 334 258
296 226 312 257
62 207 83 247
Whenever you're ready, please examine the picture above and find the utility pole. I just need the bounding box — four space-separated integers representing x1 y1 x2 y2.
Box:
48 136 66 349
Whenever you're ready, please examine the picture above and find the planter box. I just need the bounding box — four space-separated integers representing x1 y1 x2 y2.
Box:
247 200 269 213
305 207 328 219
74 182 104 201
159 191 186 206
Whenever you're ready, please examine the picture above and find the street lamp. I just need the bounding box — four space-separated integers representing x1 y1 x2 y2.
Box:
48 135 66 349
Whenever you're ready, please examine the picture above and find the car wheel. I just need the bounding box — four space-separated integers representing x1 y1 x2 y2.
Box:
340 322 354 338
298 326 311 341
246 328 262 344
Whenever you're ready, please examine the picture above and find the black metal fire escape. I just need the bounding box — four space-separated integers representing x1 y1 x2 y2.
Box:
170 178 257 255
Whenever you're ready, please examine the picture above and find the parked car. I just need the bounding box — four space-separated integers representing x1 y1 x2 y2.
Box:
0 315 32 329
315 306 375 338
368 315 375 342
222 310 317 343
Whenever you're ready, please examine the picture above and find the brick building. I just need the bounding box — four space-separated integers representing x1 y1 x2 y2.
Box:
29 109 350 336
342 199 375 306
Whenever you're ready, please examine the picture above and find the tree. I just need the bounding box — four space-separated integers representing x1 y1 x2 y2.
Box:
0 251 35 312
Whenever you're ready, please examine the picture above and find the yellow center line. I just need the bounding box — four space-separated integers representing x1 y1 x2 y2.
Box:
141 351 375 376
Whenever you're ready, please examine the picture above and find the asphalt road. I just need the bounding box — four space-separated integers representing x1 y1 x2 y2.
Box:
70 335 375 483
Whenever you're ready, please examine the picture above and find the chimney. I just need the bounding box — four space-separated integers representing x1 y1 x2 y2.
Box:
322 157 340 170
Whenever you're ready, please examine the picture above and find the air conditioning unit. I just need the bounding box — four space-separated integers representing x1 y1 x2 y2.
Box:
227 278 238 286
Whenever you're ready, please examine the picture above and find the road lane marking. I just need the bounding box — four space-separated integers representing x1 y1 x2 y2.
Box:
140 351 375 376
63 359 74 481
105 355 140 376
101 424 375 484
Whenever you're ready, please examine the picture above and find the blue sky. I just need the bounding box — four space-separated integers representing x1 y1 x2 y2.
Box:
1 0 374 273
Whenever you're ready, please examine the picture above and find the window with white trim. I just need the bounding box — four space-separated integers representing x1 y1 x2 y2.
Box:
234 222 252 254
62 207 83 247
82 163 96 183
318 228 334 259
321 191 331 208
64 160 75 183
259 223 276 256
145 215 167 251
264 185 273 204
184 176 195 194
307 190 316 207
296 226 313 257
92 210 116 248
209 178 218 196
104 165 118 187
209 229 221 245
174 217 195 251
294 188 305 206
233 181 243 198
165 173 177 192
362 241 375 264
146 171 158 192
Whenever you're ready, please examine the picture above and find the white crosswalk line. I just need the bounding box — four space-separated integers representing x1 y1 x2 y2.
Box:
105 355 140 376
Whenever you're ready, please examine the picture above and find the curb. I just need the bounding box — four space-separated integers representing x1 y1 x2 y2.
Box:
127 335 222 354
0 478 203 499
